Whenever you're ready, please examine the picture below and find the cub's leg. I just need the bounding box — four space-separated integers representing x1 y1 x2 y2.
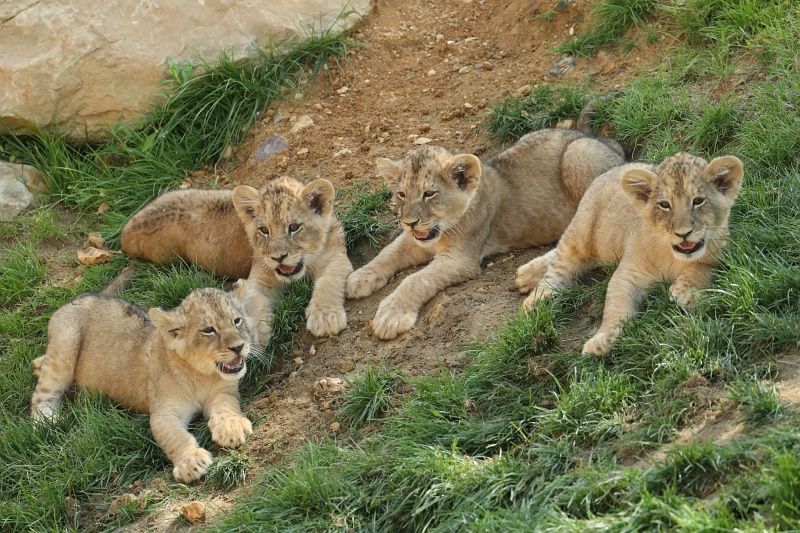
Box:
372 253 481 340
522 241 594 312
669 264 713 308
306 249 354 337
582 266 651 356
150 408 213 483
516 249 556 294
30 312 82 422
346 233 432 299
205 389 252 449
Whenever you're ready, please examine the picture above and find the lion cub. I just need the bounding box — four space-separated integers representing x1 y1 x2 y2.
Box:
120 177 353 337
347 128 625 340
30 288 254 483
516 152 744 355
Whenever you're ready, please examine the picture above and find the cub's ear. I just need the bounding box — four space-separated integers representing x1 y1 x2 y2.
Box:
375 157 403 183
303 179 335 217
705 155 744 200
148 307 184 338
449 154 481 191
232 186 260 221
620 166 658 207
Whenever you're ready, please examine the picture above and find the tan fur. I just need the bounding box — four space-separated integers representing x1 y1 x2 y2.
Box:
516 152 744 355
347 128 626 340
30 288 254 483
120 177 353 337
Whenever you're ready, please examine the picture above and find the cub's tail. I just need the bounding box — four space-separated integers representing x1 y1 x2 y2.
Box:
575 97 625 159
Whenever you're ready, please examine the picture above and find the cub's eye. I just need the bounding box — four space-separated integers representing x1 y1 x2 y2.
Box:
258 226 269 236
692 197 706 207
658 201 671 210
423 190 438 199
233 317 243 327
201 326 216 335
288 223 301 233
396 191 406 199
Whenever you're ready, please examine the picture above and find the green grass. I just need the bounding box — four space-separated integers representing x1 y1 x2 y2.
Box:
556 0 657 57
338 366 403 429
214 2 800 531
337 182 394 251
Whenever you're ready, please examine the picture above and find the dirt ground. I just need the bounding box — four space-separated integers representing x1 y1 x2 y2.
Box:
122 0 671 528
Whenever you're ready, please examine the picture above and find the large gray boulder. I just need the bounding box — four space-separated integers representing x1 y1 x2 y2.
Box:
0 0 369 141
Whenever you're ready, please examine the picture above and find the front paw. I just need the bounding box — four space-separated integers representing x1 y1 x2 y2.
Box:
173 447 213 483
208 415 253 448
582 328 619 356
670 283 701 308
522 283 554 312
346 269 388 299
516 258 548 294
371 299 418 340
306 304 347 337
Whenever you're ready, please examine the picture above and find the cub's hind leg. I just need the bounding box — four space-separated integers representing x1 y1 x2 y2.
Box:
522 239 594 312
30 310 83 422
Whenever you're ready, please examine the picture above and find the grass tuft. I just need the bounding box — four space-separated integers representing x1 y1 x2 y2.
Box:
206 451 251 490
338 366 403 429
556 0 657 57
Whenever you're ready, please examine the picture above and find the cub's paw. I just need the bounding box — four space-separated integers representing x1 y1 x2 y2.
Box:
346 269 388 299
306 305 347 337
670 283 702 308
581 328 620 356
371 299 418 340
516 258 548 294
173 447 213 483
209 415 253 448
521 283 554 312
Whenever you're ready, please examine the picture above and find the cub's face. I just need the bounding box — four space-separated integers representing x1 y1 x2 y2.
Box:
620 153 744 262
232 177 335 283
149 288 252 381
376 147 482 247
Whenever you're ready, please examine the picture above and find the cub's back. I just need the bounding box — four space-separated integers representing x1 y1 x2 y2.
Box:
121 189 252 278
65 294 153 410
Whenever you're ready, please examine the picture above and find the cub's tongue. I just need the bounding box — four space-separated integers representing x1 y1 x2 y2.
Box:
412 229 430 240
678 241 697 251
224 356 243 370
278 264 297 275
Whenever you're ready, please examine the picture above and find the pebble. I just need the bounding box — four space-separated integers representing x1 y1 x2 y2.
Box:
220 145 234 160
296 148 309 155
419 123 431 133
333 147 352 157
96 202 110 214
335 360 355 373
458 66 471 74
291 115 314 133
427 69 436 76
313 103 324 110
330 421 341 432
181 501 206 525
309 345 317 357
435 33 444 41
337 86 350 95
515 84 532 97
253 134 289 160
414 137 432 145
294 357 304 365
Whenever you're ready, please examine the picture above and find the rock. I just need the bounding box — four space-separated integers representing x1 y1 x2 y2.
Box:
546 55 577 77
296 147 309 155
220 145 234 160
335 359 355 373
333 147 352 157
253 134 289 160
0 0 371 141
309 345 317 357
555 119 576 129
337 86 350 95
291 115 314 133
96 202 110 214
181 501 206 525
414 137 432 145
313 377 347 409
0 167 33 221
0 161 47 193
294 357 304 365
77 232 112 265
427 69 437 76
419 123 431 133
313 103 324 111
458 66 471 74
330 421 340 432
514 84 532 98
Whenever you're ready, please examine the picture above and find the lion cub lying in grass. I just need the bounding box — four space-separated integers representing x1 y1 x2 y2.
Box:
121 177 353 337
347 128 625 340
30 288 253 483
516 152 744 355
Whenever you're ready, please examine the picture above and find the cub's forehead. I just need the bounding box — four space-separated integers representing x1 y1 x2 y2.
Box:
181 289 239 322
655 153 709 195
255 178 305 218
401 146 453 182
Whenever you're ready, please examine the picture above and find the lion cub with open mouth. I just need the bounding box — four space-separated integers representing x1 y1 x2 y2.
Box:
120 177 353 337
30 288 253 483
348 128 625 340
516 152 744 355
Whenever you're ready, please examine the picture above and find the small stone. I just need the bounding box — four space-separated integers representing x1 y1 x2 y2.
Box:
482 62 494 71
189 170 206 178
85 232 106 249
268 391 279 404
337 86 349 95
419 123 431 133
333 147 352 157
291 115 314 133
294 357 304 365
77 247 112 266
414 137 432 145
364 123 372 135
289 371 298 378
253 134 289 160
0 169 33 221
556 119 576 129
473 63 483 70
330 421 340 432
427 69 436 76
221 145 234 160
463 103 473 109
435 33 444 41
313 103 324 111
515 84 531 98
296 148 309 155
547 55 577 77
458 66 471 74
96 202 110 214
294 92 304 100
309 345 317 357
181 501 206 525
335 359 355 373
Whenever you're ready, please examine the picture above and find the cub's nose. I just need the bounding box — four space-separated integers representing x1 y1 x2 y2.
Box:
271 252 289 262
675 228 694 239
404 218 421 228
230 343 245 355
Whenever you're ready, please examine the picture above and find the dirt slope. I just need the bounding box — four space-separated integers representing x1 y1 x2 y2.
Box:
126 0 664 528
